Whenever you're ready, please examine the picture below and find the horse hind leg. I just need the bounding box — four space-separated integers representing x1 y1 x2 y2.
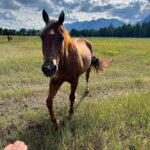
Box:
85 67 91 93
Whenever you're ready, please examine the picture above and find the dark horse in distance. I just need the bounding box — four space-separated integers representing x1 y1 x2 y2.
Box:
7 35 12 41
41 10 112 127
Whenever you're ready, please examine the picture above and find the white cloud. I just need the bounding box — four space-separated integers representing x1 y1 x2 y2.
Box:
0 0 150 29
63 0 75 3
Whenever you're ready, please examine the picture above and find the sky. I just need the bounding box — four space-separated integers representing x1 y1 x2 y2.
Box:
0 0 150 29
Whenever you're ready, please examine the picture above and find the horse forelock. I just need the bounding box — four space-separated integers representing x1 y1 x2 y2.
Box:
41 21 72 50
40 21 55 36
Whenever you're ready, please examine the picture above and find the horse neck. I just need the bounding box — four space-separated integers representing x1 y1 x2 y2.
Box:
60 39 74 66
59 28 82 68
61 29 73 59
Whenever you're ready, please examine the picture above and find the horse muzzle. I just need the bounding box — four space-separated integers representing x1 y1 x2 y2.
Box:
42 64 57 77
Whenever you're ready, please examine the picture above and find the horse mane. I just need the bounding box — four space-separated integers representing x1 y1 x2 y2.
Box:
63 27 72 53
60 26 83 66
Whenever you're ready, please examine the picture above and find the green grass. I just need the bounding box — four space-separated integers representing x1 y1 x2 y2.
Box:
0 36 150 149
103 49 120 56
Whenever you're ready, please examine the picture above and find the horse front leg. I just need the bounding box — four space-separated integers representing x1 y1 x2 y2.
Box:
68 79 78 119
46 79 63 128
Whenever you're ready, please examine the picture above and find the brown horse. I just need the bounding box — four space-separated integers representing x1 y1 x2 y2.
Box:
41 10 112 127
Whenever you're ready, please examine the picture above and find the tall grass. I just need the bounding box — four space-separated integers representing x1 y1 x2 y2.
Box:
1 92 149 149
0 36 150 149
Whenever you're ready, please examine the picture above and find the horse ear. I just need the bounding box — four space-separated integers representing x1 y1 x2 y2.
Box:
42 9 49 24
58 11 65 25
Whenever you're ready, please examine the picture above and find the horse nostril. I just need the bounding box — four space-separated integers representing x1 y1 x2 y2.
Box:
42 65 57 76
53 65 57 72
42 65 50 74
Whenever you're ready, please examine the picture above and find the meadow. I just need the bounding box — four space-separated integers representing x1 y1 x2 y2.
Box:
0 36 150 150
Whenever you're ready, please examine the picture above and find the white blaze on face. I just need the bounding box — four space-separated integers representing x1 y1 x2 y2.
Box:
53 58 60 71
53 59 57 65
49 29 55 35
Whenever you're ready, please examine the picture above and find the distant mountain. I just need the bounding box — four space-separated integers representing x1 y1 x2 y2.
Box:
65 18 124 31
139 14 150 24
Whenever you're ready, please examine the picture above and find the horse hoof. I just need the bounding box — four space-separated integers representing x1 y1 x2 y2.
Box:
85 89 89 94
53 119 61 128
68 114 73 120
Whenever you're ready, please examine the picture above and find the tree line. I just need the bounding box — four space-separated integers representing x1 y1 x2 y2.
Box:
70 23 150 37
0 22 150 37
0 28 40 36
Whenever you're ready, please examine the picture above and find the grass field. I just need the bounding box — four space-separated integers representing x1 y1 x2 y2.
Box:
0 36 150 150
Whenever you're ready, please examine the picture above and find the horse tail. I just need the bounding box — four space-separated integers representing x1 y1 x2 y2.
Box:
91 56 113 73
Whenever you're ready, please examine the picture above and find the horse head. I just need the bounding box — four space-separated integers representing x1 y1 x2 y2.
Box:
41 10 65 77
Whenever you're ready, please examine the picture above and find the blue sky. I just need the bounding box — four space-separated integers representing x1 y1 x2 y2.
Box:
0 0 150 29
